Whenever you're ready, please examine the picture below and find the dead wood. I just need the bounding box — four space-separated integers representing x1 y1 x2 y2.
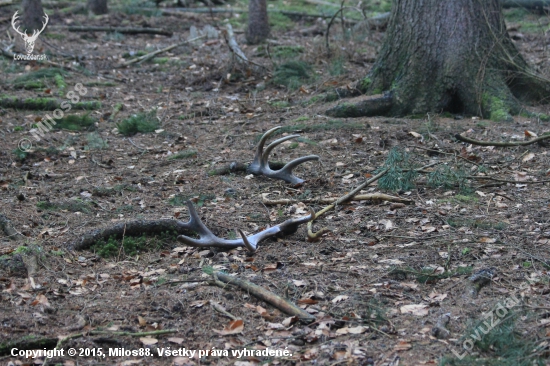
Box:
68 219 195 250
67 26 173 37
223 24 248 64
119 36 205 67
307 168 390 240
210 270 316 324
431 313 451 339
261 192 413 205
501 0 550 12
464 267 496 299
325 93 394 117
0 213 25 241
0 97 100 111
455 133 550 147
0 0 12 6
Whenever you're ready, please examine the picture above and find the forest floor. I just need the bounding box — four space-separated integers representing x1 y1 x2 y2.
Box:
1 1 550 365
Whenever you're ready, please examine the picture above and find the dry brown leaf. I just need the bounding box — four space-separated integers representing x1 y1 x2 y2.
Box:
213 319 244 335
522 152 535 162
168 337 184 345
394 341 412 351
31 294 50 307
137 316 147 327
480 237 496 243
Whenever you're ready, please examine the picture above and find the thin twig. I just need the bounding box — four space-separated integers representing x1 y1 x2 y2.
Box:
455 133 550 146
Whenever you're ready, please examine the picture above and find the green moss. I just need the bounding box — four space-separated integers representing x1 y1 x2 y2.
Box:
54 74 67 95
294 116 309 122
269 100 291 108
168 150 198 160
269 12 293 31
53 114 95 131
359 77 372 92
91 231 176 258
482 93 512 121
37 199 91 213
116 110 159 136
152 57 169 64
84 81 117 87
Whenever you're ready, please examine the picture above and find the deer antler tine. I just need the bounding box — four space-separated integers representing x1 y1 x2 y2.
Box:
260 134 300 166
237 229 257 252
277 155 319 174
185 200 213 236
252 126 282 166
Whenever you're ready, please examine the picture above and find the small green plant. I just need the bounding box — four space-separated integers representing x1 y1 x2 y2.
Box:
377 148 418 192
169 193 215 207
13 126 24 132
428 165 471 193
54 74 67 96
461 247 471 255
11 68 67 89
86 132 108 150
271 61 312 90
117 110 159 136
328 57 346 76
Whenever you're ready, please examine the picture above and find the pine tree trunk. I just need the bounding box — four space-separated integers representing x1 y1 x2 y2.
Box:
327 0 550 120
87 0 108 15
246 0 269 44
21 0 45 31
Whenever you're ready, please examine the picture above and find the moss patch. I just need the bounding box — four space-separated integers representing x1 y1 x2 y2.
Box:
116 110 159 136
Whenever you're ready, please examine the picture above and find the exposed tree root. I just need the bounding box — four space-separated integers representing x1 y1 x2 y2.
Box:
120 36 205 67
67 26 172 36
455 133 550 147
207 269 316 324
325 93 393 118
262 192 413 205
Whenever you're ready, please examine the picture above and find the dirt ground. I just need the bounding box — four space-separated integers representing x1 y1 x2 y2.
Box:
1 2 550 366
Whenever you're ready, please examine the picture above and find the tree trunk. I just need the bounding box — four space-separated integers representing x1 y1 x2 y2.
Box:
327 0 550 120
21 0 45 31
246 0 269 44
87 0 108 15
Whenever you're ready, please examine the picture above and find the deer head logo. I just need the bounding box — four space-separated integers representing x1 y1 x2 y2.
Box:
11 11 49 54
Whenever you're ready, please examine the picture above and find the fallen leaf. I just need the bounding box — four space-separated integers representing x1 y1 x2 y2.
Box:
480 237 496 243
213 319 244 335
332 295 349 303
400 304 429 316
522 153 535 162
394 341 412 351
140 337 158 345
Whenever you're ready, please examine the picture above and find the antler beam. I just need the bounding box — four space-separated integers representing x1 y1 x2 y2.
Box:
248 126 319 185
177 200 314 252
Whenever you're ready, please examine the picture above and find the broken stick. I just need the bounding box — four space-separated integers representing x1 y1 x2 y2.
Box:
207 269 316 324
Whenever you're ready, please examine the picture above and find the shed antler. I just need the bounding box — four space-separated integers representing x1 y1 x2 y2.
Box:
177 200 314 252
248 126 319 185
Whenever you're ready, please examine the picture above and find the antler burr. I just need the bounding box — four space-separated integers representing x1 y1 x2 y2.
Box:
177 200 314 252
248 126 319 185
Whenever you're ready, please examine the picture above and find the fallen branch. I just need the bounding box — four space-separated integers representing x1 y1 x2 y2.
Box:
223 23 270 74
501 0 550 11
207 269 316 324
0 213 25 240
0 97 100 111
262 192 413 205
68 26 173 37
68 219 196 250
455 133 550 147
468 175 550 184
119 35 205 67
307 168 389 240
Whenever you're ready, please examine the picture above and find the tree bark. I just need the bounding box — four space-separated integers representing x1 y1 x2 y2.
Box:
21 0 45 31
87 0 108 15
246 0 269 44
327 0 550 120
